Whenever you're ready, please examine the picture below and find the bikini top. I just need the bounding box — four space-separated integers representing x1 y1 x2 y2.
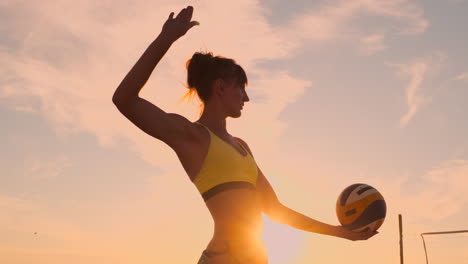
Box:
192 122 258 201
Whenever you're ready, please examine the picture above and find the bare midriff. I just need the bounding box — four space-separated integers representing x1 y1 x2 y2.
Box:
204 187 268 264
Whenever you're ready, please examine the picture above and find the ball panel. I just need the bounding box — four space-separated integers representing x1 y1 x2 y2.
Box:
336 192 384 225
373 218 385 231
346 185 378 204
338 183 363 206
341 199 387 231
353 218 384 232
353 222 374 233
356 185 374 195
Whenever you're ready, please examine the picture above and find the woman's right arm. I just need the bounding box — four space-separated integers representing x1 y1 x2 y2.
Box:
112 6 199 149
237 138 377 241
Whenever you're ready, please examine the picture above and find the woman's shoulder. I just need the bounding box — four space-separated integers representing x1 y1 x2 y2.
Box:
233 136 253 156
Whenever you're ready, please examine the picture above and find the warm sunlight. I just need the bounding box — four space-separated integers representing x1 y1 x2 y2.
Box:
262 215 306 264
2 0 468 263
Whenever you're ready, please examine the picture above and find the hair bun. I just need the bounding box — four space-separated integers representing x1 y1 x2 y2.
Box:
186 52 214 89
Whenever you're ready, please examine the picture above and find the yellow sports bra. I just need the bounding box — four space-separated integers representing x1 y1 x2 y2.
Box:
193 122 258 201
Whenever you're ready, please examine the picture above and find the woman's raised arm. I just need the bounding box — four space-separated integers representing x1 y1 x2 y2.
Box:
112 6 200 149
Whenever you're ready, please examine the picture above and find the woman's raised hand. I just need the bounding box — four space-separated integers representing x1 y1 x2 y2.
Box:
161 6 199 42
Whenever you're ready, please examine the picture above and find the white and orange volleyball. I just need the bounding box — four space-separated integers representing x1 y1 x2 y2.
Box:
336 184 386 232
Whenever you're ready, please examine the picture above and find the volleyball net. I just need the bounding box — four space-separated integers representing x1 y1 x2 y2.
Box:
421 230 468 264
399 214 468 264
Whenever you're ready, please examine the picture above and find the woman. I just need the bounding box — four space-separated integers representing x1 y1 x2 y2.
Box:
112 6 376 264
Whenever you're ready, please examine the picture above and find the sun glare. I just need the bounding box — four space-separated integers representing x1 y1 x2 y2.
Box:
262 215 306 264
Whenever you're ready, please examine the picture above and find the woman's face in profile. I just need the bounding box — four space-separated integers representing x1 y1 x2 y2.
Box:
222 80 249 118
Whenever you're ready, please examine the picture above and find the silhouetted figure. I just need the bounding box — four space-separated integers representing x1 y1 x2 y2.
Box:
112 6 376 264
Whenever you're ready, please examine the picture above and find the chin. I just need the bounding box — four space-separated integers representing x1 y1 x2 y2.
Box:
230 111 242 118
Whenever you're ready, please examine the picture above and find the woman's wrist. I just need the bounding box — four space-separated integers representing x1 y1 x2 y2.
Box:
328 225 345 238
155 31 176 47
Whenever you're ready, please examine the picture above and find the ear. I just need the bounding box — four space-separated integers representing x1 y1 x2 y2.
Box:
213 78 226 97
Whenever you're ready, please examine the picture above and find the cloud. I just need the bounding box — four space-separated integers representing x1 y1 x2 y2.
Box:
22 155 72 181
0 194 37 214
400 159 468 222
388 53 445 127
0 0 313 168
398 61 429 127
360 0 429 34
455 72 468 83
0 0 431 165
417 160 468 218
277 0 428 54
0 0 430 159
359 34 386 55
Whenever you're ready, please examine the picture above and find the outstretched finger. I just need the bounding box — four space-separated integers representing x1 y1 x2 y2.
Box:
186 6 194 22
175 8 186 19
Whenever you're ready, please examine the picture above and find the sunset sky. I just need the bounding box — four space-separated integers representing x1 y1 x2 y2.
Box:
1 0 468 263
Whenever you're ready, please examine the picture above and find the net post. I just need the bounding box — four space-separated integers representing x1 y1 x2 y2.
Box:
399 214 404 264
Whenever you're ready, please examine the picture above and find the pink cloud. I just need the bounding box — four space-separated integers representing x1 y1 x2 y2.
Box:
0 0 430 161
395 159 468 223
388 53 445 127
0 0 313 168
455 72 468 83
359 34 386 55
277 0 428 54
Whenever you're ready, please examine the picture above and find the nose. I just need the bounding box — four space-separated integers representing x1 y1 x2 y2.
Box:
243 90 250 102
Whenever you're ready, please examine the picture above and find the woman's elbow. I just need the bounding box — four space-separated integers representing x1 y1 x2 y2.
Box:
112 92 126 106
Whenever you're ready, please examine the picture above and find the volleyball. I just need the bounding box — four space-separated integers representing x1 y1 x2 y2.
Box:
336 183 386 232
